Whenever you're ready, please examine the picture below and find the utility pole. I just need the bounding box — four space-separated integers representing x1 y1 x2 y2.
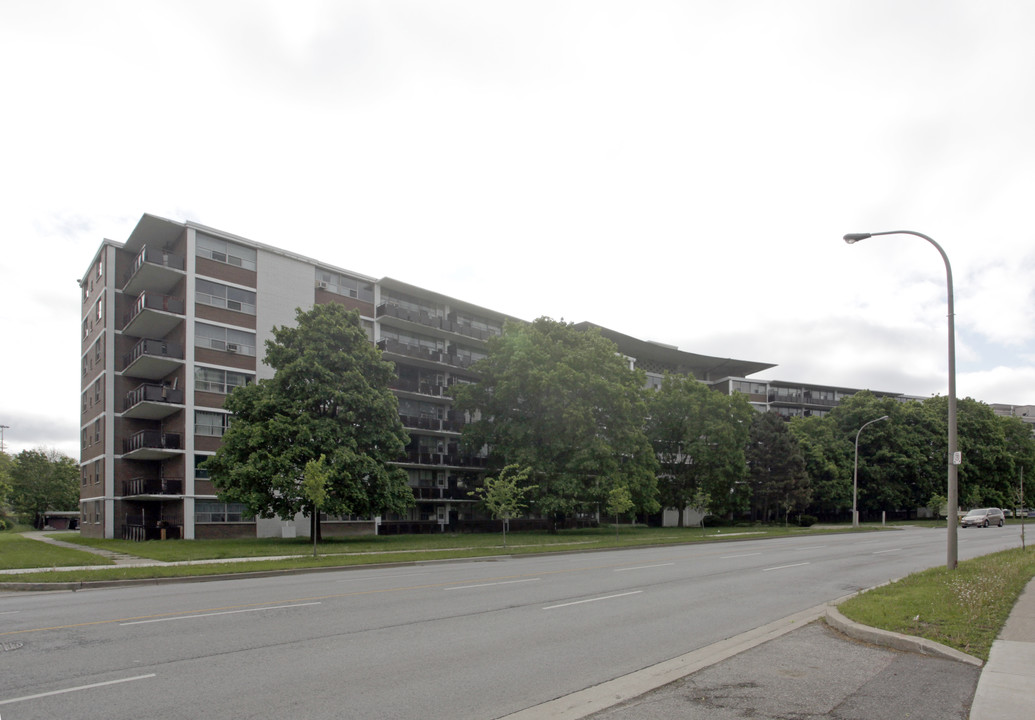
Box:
0 424 9 454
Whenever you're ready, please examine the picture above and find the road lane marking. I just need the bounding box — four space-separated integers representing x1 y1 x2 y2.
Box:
543 591 642 610
0 610 19 615
873 549 901 555
119 602 321 626
0 674 156 706
761 562 810 572
793 545 826 550
446 579 540 590
614 563 674 572
720 553 761 559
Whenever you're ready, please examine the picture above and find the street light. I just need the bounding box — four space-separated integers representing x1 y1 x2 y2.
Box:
0 424 8 454
852 415 889 528
843 230 959 570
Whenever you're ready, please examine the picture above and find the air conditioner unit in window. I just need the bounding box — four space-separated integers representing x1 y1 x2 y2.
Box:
227 300 242 311
317 281 329 289
226 343 239 353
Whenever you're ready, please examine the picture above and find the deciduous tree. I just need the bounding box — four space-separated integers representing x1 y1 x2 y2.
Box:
9 448 79 528
204 303 413 540
453 317 660 519
646 374 752 522
468 464 532 547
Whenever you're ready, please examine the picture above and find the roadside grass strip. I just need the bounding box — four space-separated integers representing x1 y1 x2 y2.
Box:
837 546 1035 662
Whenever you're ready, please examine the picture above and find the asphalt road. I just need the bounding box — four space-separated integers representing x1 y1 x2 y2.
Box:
0 525 1025 719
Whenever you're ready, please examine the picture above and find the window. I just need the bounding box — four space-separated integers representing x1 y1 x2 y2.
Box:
194 454 211 479
196 278 257 315
316 269 374 302
195 501 252 523
195 410 231 437
196 233 257 271
195 366 254 394
195 322 256 356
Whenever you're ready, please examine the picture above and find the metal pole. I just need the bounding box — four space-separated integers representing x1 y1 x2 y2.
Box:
844 231 959 569
853 415 889 528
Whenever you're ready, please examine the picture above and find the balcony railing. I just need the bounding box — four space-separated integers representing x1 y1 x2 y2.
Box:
122 339 184 369
122 477 184 496
122 246 186 297
390 378 446 397
123 430 182 454
124 292 185 326
124 383 185 411
122 522 182 541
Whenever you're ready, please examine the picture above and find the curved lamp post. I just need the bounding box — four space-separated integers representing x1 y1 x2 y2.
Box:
852 415 889 528
843 230 958 570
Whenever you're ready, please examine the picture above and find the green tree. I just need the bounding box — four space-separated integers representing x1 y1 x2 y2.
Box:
204 303 413 541
9 448 79 528
468 464 533 547
745 412 809 523
789 415 850 516
646 374 752 522
0 451 14 529
606 485 635 539
453 317 660 520
302 455 330 556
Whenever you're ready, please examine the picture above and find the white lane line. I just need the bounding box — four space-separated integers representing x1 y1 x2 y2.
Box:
762 562 810 572
794 545 826 550
873 549 901 555
0 674 156 706
543 591 642 610
119 602 321 626
0 610 19 615
446 579 540 590
614 563 675 572
342 571 432 582
720 552 762 559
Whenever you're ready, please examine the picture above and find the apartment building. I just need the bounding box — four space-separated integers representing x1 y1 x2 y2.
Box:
79 214 525 540
81 213 920 540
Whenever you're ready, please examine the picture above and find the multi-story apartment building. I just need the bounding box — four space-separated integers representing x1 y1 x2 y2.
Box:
79 214 518 540
78 213 936 540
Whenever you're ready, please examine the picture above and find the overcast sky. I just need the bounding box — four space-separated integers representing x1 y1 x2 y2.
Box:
2 0 1034 459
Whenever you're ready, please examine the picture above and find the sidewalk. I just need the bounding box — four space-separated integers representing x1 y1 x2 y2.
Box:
970 577 1035 720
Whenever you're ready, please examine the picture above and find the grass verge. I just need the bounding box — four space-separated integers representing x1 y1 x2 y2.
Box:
837 546 1035 662
0 533 114 570
3 524 872 579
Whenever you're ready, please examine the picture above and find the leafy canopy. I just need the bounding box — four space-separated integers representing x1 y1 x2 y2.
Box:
646 374 752 521
204 303 413 527
8 448 79 526
453 317 660 517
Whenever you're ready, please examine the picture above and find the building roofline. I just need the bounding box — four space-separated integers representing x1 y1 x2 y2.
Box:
575 322 777 381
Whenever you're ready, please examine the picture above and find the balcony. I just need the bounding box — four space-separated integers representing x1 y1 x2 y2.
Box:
390 378 446 397
123 246 185 296
122 430 182 460
377 338 445 363
121 477 184 497
122 339 185 380
376 302 445 331
122 291 185 340
123 383 184 419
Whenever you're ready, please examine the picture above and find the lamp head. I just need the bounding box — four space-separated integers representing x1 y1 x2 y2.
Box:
843 233 871 244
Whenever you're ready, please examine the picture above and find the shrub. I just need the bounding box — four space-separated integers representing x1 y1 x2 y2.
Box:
797 514 818 527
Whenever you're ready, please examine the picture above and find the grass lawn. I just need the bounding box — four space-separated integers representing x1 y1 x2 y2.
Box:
0 523 871 582
0 533 115 570
53 524 857 563
837 546 1035 662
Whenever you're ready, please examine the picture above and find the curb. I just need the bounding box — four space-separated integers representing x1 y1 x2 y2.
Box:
499 603 830 719
824 605 983 667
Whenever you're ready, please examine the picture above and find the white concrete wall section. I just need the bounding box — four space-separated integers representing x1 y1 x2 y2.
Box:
255 249 316 380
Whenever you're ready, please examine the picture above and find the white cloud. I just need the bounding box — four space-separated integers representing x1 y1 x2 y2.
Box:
2 0 1035 455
